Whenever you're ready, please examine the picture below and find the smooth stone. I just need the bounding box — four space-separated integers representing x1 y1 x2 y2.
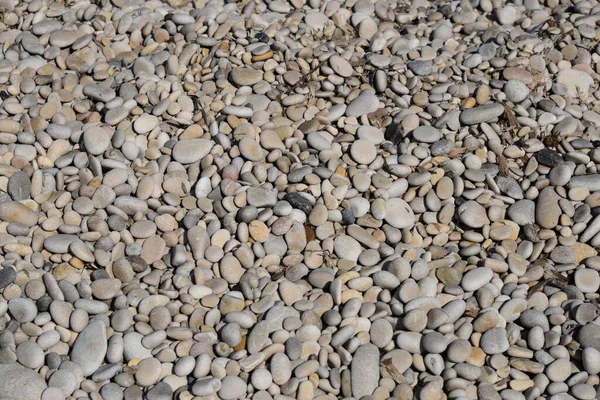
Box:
133 114 158 134
16 341 44 368
346 94 379 117
248 187 278 208
503 80 529 102
412 126 442 143
172 139 212 164
0 201 38 226
460 103 504 125
556 69 594 97
407 60 433 76
8 297 37 322
8 171 31 201
83 84 116 103
458 201 489 228
0 363 47 400
536 187 561 229
44 235 78 253
135 358 161 386
370 319 393 348
462 267 493 292
334 235 362 262
230 68 263 86
218 375 247 399
83 127 110 156
480 328 509 354
507 200 535 225
0 266 16 288
384 198 415 229
431 139 454 156
70 320 107 376
351 343 380 398
350 140 377 164
545 358 572 382
568 175 600 192
329 55 353 77
574 269 600 293
192 377 221 396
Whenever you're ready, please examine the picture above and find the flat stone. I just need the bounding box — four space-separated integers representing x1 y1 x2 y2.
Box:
284 192 313 215
44 234 78 253
568 175 600 192
574 269 600 293
0 266 16 288
579 323 600 351
334 235 362 262
462 267 493 292
248 187 278 208
133 114 159 134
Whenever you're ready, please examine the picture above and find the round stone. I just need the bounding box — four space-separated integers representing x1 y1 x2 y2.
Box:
503 80 529 102
574 269 600 293
350 140 377 165
83 127 110 155
480 328 509 354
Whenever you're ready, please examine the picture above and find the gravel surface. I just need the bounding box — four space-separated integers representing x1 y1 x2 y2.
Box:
0 0 600 399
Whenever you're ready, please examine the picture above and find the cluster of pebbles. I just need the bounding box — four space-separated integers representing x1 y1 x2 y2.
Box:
2 0 600 398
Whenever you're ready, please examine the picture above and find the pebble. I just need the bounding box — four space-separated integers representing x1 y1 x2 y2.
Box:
412 126 442 143
346 93 379 117
350 139 377 164
384 198 415 229
557 69 595 97
172 139 212 164
8 297 38 322
0 201 38 226
351 344 380 398
82 127 110 156
460 103 505 125
0 364 47 400
70 320 107 376
8 171 31 201
218 375 247 399
504 80 529 103
0 0 598 398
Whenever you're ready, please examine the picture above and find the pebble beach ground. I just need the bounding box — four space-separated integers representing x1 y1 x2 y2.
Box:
1 0 600 399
